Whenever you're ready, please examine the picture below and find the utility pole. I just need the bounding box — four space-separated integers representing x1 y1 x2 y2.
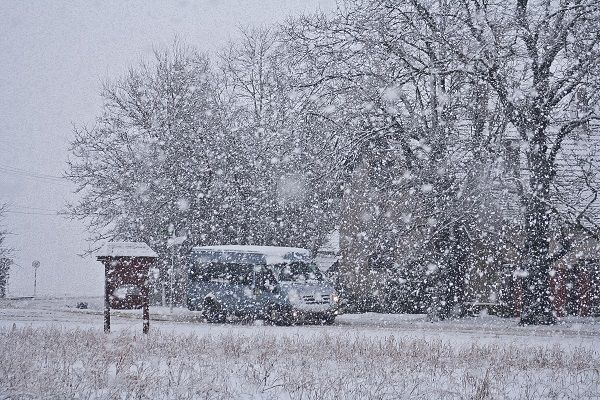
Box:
166 235 187 313
32 260 40 297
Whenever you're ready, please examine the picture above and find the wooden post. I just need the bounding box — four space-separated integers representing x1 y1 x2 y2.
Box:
554 268 566 317
579 268 591 317
142 275 150 334
104 262 111 333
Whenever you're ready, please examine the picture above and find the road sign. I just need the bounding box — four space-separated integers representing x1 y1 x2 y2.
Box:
32 260 40 297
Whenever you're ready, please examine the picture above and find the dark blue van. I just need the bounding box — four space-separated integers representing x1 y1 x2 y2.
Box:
187 245 339 325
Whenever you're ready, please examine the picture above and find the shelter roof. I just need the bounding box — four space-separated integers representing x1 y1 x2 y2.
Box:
97 241 158 258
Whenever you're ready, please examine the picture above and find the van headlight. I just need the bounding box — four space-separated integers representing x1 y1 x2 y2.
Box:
331 292 340 303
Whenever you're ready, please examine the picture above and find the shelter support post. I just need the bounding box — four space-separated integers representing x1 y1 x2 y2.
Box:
142 282 149 334
104 262 111 333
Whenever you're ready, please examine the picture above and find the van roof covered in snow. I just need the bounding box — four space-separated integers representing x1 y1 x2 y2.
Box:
191 245 311 264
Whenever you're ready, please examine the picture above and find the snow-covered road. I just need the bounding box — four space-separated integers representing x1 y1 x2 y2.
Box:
1 296 598 350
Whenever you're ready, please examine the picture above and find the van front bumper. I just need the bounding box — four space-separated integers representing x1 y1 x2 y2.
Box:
287 308 339 324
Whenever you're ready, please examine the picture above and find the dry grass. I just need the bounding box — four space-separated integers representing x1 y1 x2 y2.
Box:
0 326 599 399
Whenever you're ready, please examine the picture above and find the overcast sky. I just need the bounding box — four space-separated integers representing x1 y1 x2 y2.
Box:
0 0 336 297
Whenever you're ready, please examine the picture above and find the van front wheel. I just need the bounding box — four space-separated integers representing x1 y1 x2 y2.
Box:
267 308 292 326
203 301 226 323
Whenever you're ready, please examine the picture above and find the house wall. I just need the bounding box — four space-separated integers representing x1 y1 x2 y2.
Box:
503 234 600 317
551 235 600 317
338 159 383 308
337 156 440 311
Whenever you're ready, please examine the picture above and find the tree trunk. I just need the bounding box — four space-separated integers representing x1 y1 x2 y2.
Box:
428 223 467 320
520 150 557 325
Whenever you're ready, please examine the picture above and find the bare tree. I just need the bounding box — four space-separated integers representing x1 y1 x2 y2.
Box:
67 41 219 251
407 0 600 324
67 41 222 303
67 35 343 303
216 27 342 249
284 0 509 316
0 205 14 298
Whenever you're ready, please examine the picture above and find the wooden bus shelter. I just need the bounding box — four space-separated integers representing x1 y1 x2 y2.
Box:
97 242 158 334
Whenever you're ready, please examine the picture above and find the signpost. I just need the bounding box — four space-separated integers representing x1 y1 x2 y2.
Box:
32 260 40 297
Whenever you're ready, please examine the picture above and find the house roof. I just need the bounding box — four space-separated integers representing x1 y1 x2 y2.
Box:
318 230 340 255
97 241 158 258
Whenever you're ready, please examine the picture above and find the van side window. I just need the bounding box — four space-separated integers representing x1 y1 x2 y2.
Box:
235 265 253 286
259 268 277 291
190 262 249 285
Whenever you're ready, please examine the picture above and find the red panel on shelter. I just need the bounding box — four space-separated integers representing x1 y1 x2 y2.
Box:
101 257 154 309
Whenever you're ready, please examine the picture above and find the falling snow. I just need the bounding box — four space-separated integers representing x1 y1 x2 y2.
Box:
2 0 600 399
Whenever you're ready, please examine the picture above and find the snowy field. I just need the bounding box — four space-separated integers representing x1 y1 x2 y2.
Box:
1 297 599 399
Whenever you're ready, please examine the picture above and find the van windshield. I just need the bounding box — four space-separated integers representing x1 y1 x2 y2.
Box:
272 261 323 283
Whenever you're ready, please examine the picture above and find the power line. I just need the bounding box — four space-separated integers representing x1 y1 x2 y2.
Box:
0 163 68 182
4 210 60 216
0 162 65 179
0 166 73 186
2 204 62 216
8 205 60 212
0 166 65 181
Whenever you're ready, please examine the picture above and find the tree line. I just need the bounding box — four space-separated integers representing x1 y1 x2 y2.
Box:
67 0 600 324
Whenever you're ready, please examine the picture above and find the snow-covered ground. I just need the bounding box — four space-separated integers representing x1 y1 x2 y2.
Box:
1 296 599 399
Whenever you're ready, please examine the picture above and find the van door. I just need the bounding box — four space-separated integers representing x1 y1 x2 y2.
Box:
223 263 256 316
251 266 279 317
